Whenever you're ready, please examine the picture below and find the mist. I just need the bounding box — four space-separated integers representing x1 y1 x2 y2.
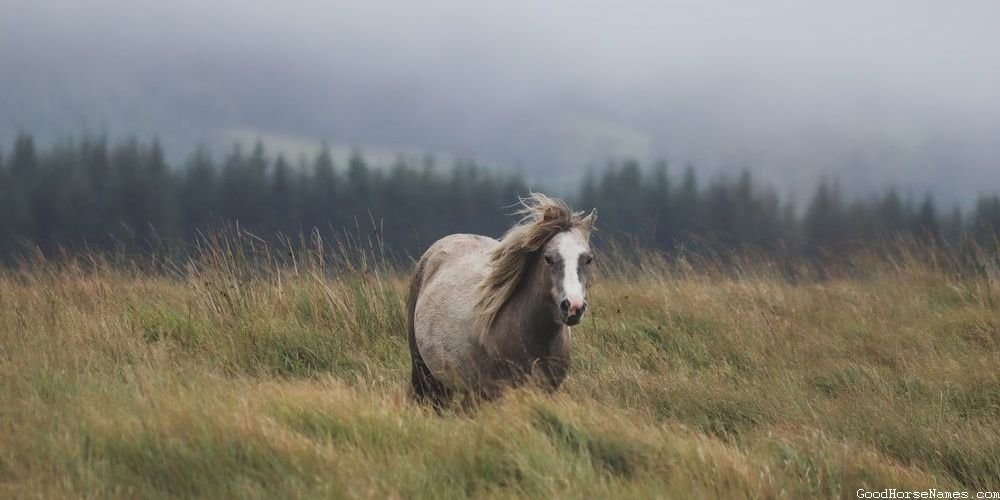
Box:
3 0 999 204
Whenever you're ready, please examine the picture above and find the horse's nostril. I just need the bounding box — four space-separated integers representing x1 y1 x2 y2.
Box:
560 299 570 312
580 302 587 313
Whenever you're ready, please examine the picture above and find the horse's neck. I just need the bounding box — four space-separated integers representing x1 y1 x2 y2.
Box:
487 261 563 353
513 288 560 334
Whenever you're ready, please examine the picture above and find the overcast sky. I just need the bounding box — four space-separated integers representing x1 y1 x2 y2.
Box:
2 0 999 204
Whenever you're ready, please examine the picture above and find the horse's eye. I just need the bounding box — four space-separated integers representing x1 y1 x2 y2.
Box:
544 255 555 265
584 255 594 265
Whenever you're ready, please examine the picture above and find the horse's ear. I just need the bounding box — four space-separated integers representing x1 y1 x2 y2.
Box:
580 208 598 235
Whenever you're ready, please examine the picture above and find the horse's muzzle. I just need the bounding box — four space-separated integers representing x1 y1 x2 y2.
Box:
560 300 586 326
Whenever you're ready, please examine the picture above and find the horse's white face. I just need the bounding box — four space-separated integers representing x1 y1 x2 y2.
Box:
542 229 594 326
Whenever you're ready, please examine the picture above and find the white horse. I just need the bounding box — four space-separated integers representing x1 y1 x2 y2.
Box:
407 194 597 405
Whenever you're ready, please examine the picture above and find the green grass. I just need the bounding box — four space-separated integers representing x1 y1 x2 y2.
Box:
1 238 998 498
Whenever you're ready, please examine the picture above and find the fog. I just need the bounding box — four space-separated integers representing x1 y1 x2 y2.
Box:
2 0 999 204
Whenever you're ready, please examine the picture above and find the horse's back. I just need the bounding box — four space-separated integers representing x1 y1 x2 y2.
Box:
411 234 497 388
416 233 496 287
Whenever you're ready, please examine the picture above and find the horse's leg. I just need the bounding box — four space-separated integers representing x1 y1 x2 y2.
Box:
409 354 452 408
533 356 569 392
454 383 502 413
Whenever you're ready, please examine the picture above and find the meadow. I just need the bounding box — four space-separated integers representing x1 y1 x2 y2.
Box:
1 233 998 499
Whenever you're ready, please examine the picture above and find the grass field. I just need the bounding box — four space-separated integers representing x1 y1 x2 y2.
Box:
1 235 998 498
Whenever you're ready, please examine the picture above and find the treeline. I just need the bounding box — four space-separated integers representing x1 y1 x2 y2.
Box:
1 133 999 261
0 134 528 258
580 160 1000 256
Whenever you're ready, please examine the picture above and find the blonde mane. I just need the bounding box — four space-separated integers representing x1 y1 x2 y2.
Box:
475 193 593 339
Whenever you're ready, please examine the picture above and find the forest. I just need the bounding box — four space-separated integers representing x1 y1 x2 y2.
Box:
1 132 998 261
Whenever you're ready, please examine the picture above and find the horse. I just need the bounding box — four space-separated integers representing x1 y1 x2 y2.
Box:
407 193 597 406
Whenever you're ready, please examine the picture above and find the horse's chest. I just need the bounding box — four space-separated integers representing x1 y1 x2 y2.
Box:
489 330 571 389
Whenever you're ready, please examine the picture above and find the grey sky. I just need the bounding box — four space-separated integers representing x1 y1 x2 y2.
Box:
2 0 999 204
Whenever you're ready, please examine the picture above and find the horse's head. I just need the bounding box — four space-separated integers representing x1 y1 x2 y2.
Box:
539 210 597 326
477 194 598 334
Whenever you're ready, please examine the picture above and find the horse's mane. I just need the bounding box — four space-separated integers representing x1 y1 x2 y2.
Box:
475 193 592 339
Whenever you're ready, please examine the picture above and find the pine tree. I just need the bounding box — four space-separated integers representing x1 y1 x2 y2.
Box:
804 178 845 254
673 164 701 237
220 143 246 223
972 194 1000 243
139 139 172 241
0 145 6 244
306 144 337 230
649 160 672 248
179 145 217 236
347 150 372 219
244 140 270 227
7 133 39 242
877 188 905 237
704 179 736 245
270 154 295 234
914 193 940 241
944 204 964 244
579 169 598 211
80 135 112 243
110 138 146 244
38 140 79 245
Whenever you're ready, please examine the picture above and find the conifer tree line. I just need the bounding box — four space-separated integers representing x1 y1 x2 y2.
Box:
1 133 999 261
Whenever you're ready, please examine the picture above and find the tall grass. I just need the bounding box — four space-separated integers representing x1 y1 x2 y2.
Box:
1 231 997 498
